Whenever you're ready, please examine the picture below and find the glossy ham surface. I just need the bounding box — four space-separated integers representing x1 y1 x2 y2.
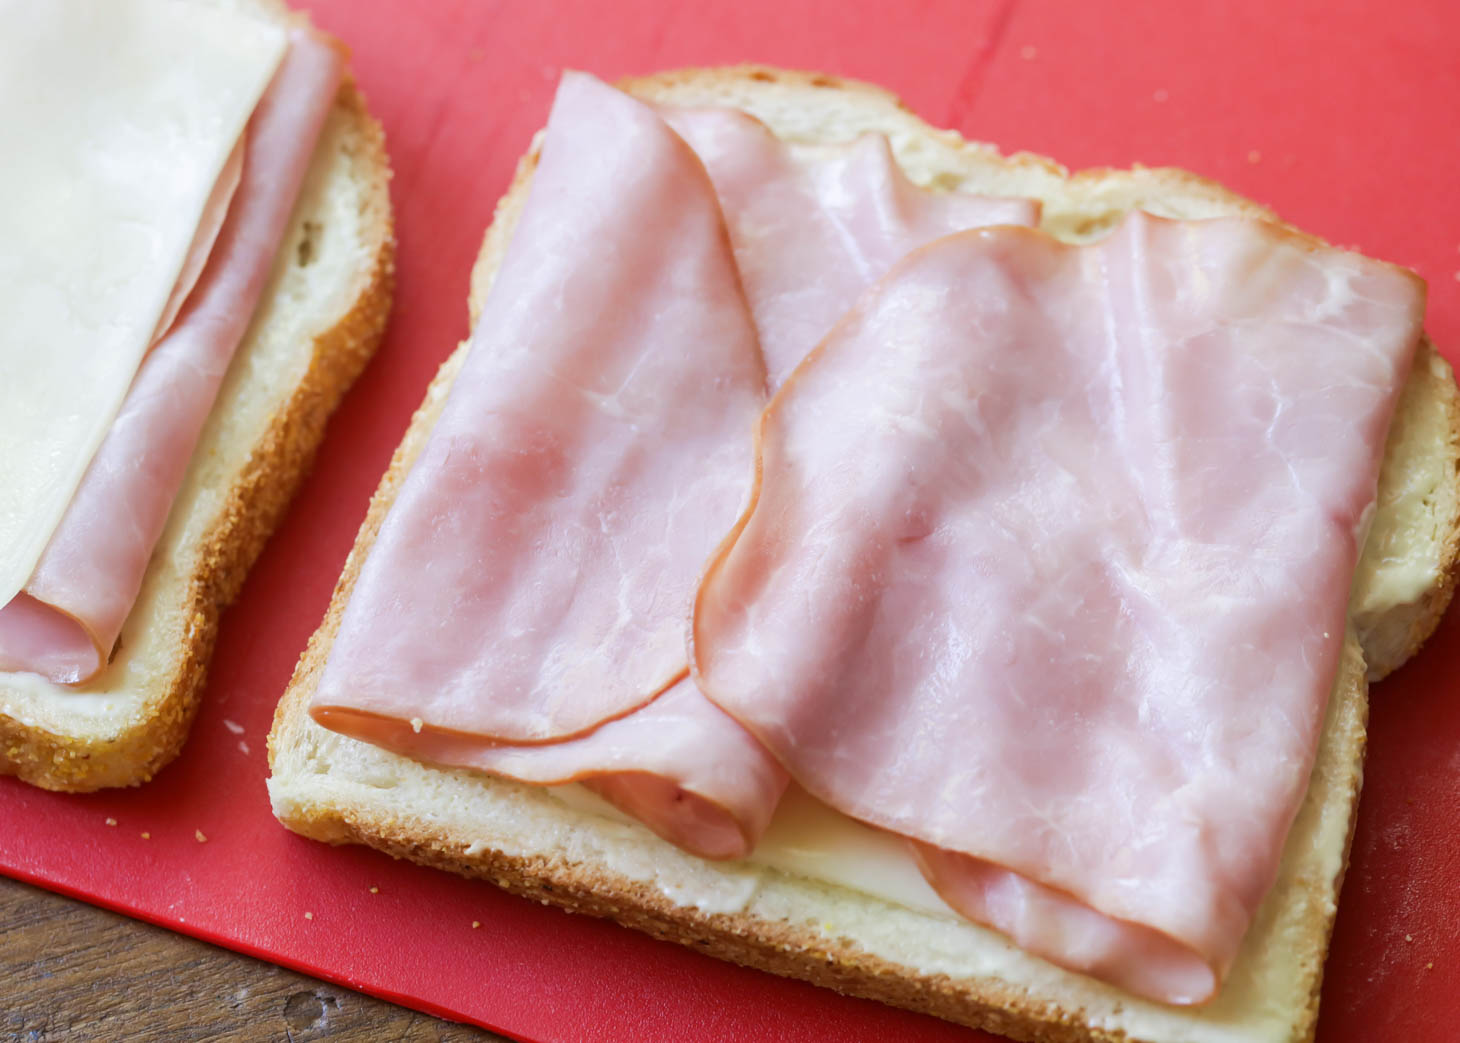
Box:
0 28 345 683
692 215 1423 1002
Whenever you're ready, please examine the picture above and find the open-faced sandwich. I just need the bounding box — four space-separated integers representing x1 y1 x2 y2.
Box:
268 68 1457 1042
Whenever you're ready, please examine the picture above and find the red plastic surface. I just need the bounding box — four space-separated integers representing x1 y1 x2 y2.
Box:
3 1 1458 1040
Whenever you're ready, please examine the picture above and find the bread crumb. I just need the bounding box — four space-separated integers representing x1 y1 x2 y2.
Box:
195 830 208 843
1427 961 1434 969
1406 933 1414 942
238 740 251 756
223 719 245 735
1247 150 1262 164
140 832 150 840
1019 45 1037 61
369 886 379 894
305 911 314 921
410 717 424 734
1153 88 1169 103
105 817 117 827
472 921 481 929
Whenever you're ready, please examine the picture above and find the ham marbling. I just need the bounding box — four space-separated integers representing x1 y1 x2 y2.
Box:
692 215 1423 1002
0 28 345 684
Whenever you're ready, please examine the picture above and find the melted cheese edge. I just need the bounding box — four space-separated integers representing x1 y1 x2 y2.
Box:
0 0 286 606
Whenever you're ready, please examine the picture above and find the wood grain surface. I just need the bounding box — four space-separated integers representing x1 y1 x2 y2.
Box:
0 875 511 1042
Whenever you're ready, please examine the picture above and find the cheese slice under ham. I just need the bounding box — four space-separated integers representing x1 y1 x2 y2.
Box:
661 106 1039 390
0 29 345 684
692 214 1423 1003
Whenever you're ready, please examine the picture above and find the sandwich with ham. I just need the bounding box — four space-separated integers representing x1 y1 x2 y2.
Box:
268 67 1457 1041
0 0 392 790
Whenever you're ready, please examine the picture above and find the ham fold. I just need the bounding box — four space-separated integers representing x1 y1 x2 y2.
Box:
0 28 345 683
692 215 1423 1003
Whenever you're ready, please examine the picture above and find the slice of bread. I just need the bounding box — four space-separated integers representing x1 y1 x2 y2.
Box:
269 66 1457 1042
0 0 394 792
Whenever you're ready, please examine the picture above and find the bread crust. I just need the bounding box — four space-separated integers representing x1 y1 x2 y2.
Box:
270 64 1450 1041
0 76 394 792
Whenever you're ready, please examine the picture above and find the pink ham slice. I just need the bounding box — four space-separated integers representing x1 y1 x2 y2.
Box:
309 74 785 857
661 106 1040 389
0 28 345 684
692 214 1423 1002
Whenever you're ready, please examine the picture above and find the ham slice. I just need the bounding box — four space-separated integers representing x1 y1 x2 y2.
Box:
309 74 784 856
661 106 1039 389
0 28 345 684
692 215 1423 1002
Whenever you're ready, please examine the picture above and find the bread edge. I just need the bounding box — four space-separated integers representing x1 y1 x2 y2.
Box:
0 78 394 792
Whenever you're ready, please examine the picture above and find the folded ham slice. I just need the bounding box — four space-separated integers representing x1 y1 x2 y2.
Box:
692 215 1423 1002
316 675 784 859
661 106 1039 389
0 28 345 683
309 74 785 857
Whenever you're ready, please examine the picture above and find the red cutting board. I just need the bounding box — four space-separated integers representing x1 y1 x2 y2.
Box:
3 1 1458 1040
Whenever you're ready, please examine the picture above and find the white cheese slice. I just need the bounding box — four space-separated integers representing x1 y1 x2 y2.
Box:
0 0 287 606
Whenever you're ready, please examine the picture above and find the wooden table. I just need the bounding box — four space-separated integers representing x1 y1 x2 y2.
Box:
0 876 510 1041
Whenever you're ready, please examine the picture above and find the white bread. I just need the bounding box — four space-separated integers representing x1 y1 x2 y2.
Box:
0 0 394 791
268 66 1457 1043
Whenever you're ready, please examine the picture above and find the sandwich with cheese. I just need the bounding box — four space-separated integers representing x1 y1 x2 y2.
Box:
0 0 393 790
268 67 1457 1041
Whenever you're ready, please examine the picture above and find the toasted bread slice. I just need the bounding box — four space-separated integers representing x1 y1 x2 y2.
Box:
268 66 1456 1043
0 0 394 791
